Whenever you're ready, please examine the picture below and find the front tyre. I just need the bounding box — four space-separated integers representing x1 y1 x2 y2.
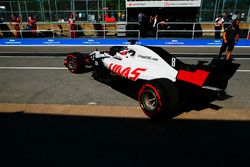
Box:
67 54 79 73
65 53 92 73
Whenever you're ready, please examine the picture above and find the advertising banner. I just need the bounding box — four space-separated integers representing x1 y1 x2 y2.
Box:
0 38 249 47
126 0 201 8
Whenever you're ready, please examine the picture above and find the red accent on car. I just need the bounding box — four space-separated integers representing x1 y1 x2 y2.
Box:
109 63 147 81
119 50 129 55
129 68 147 81
138 84 162 116
64 59 68 66
109 63 113 70
121 67 131 78
177 69 210 87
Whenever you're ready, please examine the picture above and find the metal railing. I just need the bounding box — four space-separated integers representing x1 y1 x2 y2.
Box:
0 22 140 39
156 21 250 39
0 21 249 39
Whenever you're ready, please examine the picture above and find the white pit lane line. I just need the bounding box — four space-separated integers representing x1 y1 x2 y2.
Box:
0 56 249 71
238 70 250 72
0 67 67 70
0 66 249 72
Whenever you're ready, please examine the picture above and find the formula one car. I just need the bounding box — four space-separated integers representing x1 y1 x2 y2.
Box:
64 43 240 118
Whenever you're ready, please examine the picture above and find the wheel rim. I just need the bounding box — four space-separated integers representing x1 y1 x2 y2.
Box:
141 89 158 112
68 57 77 72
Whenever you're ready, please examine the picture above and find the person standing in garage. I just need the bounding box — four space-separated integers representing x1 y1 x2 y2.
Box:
138 12 147 38
218 18 240 61
28 15 37 37
68 14 76 38
214 15 224 39
10 15 22 38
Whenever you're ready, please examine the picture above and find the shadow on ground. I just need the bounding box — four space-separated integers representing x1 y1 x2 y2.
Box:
0 112 249 167
109 79 231 119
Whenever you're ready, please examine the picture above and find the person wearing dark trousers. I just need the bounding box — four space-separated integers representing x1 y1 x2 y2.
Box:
138 12 147 38
218 18 240 61
150 14 158 37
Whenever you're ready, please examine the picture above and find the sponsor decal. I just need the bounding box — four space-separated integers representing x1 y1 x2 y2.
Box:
83 39 101 45
207 40 222 45
127 1 201 8
127 2 146 7
109 63 146 81
165 40 184 45
138 54 158 61
43 39 60 44
5 39 21 44
0 39 249 46
165 1 200 7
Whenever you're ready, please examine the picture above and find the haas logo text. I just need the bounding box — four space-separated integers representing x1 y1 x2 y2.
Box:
109 63 147 81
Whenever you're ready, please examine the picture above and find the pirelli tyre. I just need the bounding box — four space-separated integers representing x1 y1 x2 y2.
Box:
65 53 81 73
65 53 91 73
138 79 179 118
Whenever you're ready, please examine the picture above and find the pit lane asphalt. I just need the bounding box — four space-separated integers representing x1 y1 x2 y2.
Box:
0 45 250 57
0 46 249 109
1 47 250 166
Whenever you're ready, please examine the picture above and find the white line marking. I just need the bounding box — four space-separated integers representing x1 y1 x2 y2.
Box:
0 67 249 72
178 57 250 60
87 102 98 105
0 56 65 58
237 70 250 72
1 56 250 60
176 53 250 56
0 67 67 70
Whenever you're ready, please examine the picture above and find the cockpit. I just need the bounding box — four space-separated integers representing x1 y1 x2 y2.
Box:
109 46 136 60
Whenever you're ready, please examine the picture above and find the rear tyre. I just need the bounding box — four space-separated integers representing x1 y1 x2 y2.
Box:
67 54 79 73
138 80 179 118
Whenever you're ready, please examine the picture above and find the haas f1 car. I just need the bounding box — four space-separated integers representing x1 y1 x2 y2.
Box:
64 44 240 118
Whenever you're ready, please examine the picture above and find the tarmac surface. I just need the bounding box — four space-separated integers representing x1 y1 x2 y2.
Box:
0 46 250 166
1 45 250 57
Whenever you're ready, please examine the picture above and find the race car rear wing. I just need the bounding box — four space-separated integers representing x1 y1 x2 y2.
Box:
204 59 240 90
176 58 240 91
